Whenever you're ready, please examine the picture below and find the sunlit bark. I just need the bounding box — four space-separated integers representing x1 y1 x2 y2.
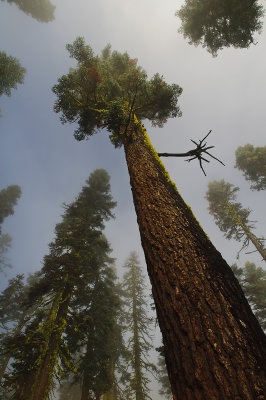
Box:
123 118 266 399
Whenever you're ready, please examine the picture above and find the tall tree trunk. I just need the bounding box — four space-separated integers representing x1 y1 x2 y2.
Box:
243 226 266 262
123 119 266 400
28 278 73 400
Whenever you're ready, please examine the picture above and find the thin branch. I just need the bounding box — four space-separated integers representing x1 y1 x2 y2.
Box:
157 130 225 175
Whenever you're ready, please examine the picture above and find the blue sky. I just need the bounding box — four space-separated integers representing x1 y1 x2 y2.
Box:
1 1 266 395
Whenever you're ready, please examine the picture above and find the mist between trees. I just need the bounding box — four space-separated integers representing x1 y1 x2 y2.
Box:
1 1 266 399
0 171 170 400
0 150 265 399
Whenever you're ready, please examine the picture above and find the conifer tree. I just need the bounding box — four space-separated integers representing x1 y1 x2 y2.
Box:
6 169 116 400
206 179 266 262
53 39 266 399
122 252 156 400
235 144 266 191
0 185 21 272
0 185 21 230
67 263 124 400
156 346 172 400
232 262 266 331
0 272 40 391
1 0 55 22
176 0 264 56
58 268 125 400
0 275 25 376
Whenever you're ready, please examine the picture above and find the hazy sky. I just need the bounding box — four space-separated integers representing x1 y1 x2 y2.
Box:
1 0 266 396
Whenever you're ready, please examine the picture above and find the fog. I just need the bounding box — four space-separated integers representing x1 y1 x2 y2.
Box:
1 0 266 398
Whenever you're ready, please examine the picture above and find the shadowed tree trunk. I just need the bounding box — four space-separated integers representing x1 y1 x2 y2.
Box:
123 119 266 400
30 279 73 400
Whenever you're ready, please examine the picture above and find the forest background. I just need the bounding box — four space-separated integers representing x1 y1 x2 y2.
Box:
1 0 266 398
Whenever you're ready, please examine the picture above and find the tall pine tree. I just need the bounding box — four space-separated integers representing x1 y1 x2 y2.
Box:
6 169 116 400
206 179 266 262
122 252 156 400
53 39 266 399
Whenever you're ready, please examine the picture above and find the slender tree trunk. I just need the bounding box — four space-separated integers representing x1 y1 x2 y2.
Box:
243 227 266 262
24 278 73 400
122 119 266 399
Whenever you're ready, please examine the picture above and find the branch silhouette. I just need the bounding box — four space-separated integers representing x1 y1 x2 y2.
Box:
157 130 225 175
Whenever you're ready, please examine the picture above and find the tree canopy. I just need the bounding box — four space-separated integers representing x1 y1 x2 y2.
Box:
235 144 266 191
0 52 26 98
206 179 266 261
53 37 182 145
0 185 21 227
2 0 55 22
176 0 264 56
4 169 117 400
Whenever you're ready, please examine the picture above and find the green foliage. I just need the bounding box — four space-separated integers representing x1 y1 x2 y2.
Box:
0 185 21 229
122 252 156 400
156 346 172 400
206 180 252 240
0 234 12 272
206 179 266 260
0 185 21 272
176 0 264 56
4 169 117 399
235 144 266 191
53 37 182 147
232 262 266 330
66 265 123 400
0 52 26 97
2 0 55 22
0 272 40 398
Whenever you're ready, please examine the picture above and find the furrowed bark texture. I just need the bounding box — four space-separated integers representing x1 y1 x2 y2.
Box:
123 123 266 400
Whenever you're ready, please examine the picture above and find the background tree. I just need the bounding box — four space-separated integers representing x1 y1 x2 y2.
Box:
206 179 266 261
232 262 266 331
176 0 264 56
0 185 21 228
0 185 21 272
0 52 26 102
0 272 40 391
0 234 12 272
1 0 55 22
5 169 116 400
235 144 266 191
65 263 124 400
0 274 25 386
122 252 156 400
156 346 172 400
53 39 266 399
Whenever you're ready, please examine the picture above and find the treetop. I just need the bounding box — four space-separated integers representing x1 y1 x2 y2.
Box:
53 37 183 146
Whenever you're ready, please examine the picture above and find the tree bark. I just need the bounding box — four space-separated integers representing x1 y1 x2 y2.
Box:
123 120 266 400
29 279 73 400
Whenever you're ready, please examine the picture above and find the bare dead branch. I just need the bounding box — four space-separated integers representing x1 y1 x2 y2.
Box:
157 130 225 175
